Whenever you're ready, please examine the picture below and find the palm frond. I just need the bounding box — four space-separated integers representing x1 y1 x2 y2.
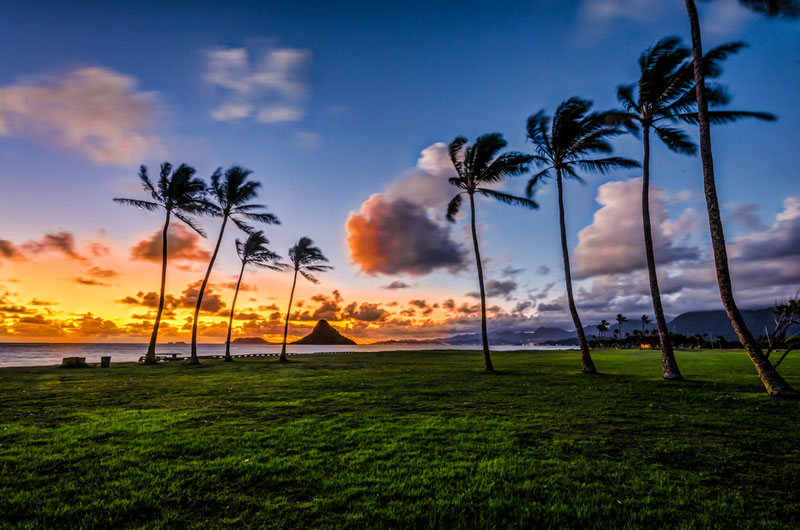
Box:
476 188 539 209
738 0 800 17
173 211 207 237
113 198 160 211
703 41 747 79
526 168 551 197
575 157 640 174
446 193 462 223
653 125 697 155
448 137 468 179
670 110 777 125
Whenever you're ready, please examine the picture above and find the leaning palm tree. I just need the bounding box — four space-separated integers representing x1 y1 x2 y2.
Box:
114 163 208 364
224 231 284 362
614 37 775 380
189 167 280 365
526 98 639 374
683 0 798 397
445 133 537 371
280 237 332 361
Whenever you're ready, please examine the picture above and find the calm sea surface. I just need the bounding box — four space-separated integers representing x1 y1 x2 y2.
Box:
0 343 566 367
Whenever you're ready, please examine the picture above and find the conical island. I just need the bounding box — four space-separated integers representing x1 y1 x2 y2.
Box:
292 320 357 345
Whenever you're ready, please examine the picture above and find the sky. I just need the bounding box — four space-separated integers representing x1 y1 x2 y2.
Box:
0 0 798 343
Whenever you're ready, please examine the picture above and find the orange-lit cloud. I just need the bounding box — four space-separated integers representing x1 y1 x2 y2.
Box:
131 225 212 263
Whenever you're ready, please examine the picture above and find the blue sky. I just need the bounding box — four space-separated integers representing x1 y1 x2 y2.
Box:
0 0 798 341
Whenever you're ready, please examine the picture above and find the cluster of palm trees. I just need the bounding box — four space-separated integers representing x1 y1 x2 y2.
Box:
596 315 650 342
447 0 799 397
115 164 331 365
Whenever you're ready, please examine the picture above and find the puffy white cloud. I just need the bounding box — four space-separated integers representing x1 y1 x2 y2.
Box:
572 178 699 279
0 67 162 164
204 45 310 124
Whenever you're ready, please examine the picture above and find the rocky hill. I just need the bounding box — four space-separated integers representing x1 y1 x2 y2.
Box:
292 320 357 345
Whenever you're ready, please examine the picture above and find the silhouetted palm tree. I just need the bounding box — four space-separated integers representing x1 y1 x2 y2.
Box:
224 231 284 362
446 133 536 371
616 314 628 343
526 98 639 373
189 167 280 365
114 163 208 364
614 37 774 379
641 314 651 335
683 0 798 397
280 237 332 361
596 320 609 340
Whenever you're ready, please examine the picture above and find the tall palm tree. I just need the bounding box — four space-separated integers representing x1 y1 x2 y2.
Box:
445 133 537 371
114 163 208 364
224 231 284 362
526 98 639 374
683 0 798 397
189 167 280 365
280 237 332 361
641 314 651 335
616 314 629 344
614 37 775 379
596 320 609 341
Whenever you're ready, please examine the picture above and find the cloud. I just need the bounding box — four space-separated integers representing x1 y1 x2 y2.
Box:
382 281 411 290
343 302 390 322
74 277 111 287
294 131 321 149
535 266 550 276
726 202 767 232
466 279 518 301
0 67 161 164
346 143 468 276
131 225 211 263
204 45 310 124
580 0 666 23
572 178 699 279
22 232 85 261
347 195 466 276
0 240 25 261
85 266 118 278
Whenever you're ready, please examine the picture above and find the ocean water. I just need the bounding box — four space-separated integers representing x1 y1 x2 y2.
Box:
0 343 565 368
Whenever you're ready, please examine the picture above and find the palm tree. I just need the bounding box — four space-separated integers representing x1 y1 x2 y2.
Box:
189 167 280 365
614 37 775 379
114 163 208 364
683 0 799 397
280 237 332 361
445 133 537 371
641 314 651 335
224 231 284 362
526 98 639 374
616 314 628 344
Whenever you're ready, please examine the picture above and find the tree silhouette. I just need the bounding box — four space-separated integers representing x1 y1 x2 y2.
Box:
614 37 774 379
224 231 283 362
616 314 629 344
683 0 798 397
641 314 651 335
526 98 639 373
280 237 332 361
189 167 279 365
445 133 536 371
597 320 610 340
114 163 208 364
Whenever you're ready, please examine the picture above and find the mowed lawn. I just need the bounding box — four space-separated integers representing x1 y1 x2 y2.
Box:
1 349 799 529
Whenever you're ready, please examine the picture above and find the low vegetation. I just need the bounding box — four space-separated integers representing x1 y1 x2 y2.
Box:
1 349 798 529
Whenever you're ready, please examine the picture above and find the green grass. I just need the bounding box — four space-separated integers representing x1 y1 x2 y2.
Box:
1 349 799 529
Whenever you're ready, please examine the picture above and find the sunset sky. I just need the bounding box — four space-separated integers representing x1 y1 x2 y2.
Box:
1 0 798 343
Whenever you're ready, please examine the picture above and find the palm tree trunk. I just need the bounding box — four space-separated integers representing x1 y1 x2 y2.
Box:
189 216 228 365
224 259 246 362
642 127 682 380
469 193 494 371
145 209 171 365
556 169 596 374
685 0 796 397
280 268 298 362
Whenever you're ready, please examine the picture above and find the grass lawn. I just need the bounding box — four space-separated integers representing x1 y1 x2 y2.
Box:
1 348 799 529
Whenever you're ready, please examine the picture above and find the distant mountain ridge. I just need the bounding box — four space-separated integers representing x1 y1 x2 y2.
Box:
391 308 784 346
